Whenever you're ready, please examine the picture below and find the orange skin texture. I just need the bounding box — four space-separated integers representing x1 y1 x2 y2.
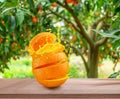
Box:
33 61 69 80
29 32 69 88
32 52 67 69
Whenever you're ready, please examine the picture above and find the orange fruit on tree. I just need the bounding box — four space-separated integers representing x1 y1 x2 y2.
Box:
71 36 76 42
79 40 83 44
118 59 120 62
52 2 57 8
32 16 38 24
95 12 99 17
66 0 73 3
72 0 79 6
107 43 112 48
38 6 42 14
28 32 69 88
11 42 16 48
1 20 5 26
0 38 3 43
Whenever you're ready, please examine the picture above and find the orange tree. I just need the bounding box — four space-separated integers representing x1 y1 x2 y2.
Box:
0 0 120 78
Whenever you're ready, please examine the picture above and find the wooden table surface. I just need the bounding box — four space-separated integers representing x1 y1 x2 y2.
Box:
0 79 120 99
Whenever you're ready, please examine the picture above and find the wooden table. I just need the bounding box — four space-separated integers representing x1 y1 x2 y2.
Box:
0 79 120 99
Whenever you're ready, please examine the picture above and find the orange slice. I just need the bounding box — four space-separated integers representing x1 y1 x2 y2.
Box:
38 76 68 88
32 61 69 80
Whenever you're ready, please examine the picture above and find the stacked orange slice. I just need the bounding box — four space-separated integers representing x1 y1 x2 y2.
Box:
28 32 69 88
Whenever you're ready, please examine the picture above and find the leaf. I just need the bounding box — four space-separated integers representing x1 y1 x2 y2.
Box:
92 29 120 39
8 15 16 32
1 7 16 15
4 0 18 8
108 71 120 78
16 10 24 26
19 8 34 16
27 0 35 10
49 0 57 3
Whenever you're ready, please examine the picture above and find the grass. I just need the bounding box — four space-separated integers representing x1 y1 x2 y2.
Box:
1 55 120 78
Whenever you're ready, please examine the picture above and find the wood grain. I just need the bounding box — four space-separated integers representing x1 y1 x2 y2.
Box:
0 79 120 99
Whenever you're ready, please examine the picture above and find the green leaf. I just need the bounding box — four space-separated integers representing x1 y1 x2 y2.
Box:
92 29 120 38
16 10 24 26
27 0 35 10
4 0 18 8
19 8 34 16
49 0 57 3
8 15 16 32
1 7 16 15
108 71 120 78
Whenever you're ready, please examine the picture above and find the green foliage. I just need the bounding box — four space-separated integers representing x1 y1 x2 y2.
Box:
68 65 87 78
3 57 34 78
108 70 120 78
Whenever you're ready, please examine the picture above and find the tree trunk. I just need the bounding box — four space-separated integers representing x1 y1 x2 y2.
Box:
87 45 99 78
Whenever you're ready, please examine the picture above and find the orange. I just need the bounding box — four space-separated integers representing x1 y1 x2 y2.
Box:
1 20 5 26
0 38 3 43
52 2 57 7
71 36 76 42
79 40 83 44
95 12 99 17
29 32 56 51
38 6 42 14
32 16 38 24
32 61 69 80
66 0 73 3
32 52 67 69
118 59 120 62
38 76 68 88
107 43 112 48
28 32 69 88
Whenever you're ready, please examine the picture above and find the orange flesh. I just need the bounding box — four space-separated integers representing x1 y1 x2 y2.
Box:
30 32 56 51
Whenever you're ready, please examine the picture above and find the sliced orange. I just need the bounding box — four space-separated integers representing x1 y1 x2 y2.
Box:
32 61 69 80
32 52 67 69
38 76 68 88
29 32 56 51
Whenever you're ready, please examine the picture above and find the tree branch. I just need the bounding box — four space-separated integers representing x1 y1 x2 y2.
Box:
96 37 108 47
62 40 89 73
56 1 94 47
48 9 81 33
91 16 105 29
73 45 89 73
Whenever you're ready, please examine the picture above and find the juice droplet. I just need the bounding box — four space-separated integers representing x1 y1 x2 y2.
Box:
57 27 61 43
64 41 66 44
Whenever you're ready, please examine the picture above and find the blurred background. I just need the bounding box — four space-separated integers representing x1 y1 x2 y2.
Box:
0 0 120 78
